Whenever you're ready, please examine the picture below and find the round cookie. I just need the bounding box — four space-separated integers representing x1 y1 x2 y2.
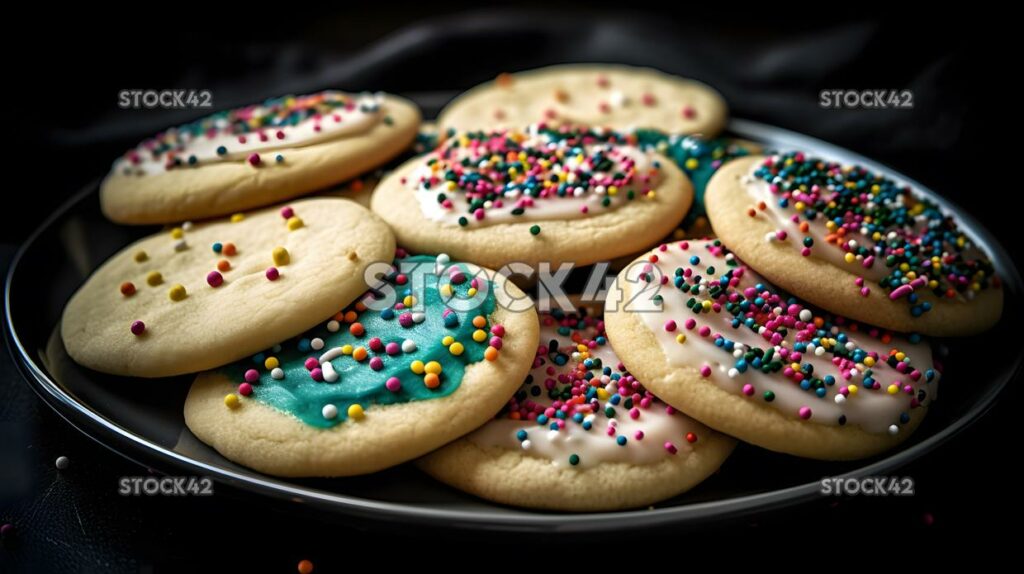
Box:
439 64 727 138
371 124 693 271
184 254 539 477
61 198 395 378
102 91 421 224
705 154 1003 335
418 301 734 511
605 239 940 460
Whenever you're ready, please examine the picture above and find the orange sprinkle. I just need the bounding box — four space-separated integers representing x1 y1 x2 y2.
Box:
354 301 367 312
120 282 136 296
344 311 358 323
217 259 231 272
352 347 368 361
298 560 314 574
424 373 440 388
222 242 236 256
484 347 499 361
472 315 487 328
349 322 365 337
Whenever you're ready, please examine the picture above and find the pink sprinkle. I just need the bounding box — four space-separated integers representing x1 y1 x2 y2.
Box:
369 337 384 352
450 271 466 284
742 384 754 396
206 271 223 287
664 320 677 332
304 357 318 371
629 408 640 420
634 430 645 440
386 377 402 392
889 284 914 300
247 153 261 166
664 442 678 455
682 106 696 119
860 287 871 297
275 130 285 140
491 324 505 337
775 230 788 241
280 206 294 219
641 93 655 106
799 406 812 420
489 336 503 350
385 342 401 355
265 267 280 281
369 357 384 371
244 369 260 383
238 383 253 396
310 368 323 382
399 313 414 328
700 365 712 378
684 318 697 330
130 320 145 335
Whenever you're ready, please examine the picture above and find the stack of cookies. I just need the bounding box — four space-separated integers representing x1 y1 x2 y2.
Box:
60 65 1004 512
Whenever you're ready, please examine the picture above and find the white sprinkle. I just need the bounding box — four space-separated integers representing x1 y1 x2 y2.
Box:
182 221 193 231
412 312 426 324
55 456 70 470
322 404 338 419
271 367 285 380
319 347 345 364
834 394 846 404
401 339 417 353
174 239 188 252
311 338 325 351
326 320 340 333
728 368 739 378
888 424 899 435
521 440 532 450
815 347 826 357
765 232 776 243
547 430 560 441
322 361 339 383
799 309 812 322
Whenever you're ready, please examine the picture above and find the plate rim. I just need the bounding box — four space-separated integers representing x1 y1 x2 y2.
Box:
5 118 1022 532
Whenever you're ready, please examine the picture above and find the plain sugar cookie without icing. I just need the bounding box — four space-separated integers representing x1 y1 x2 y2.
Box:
605 239 940 460
418 302 734 511
102 91 420 224
439 64 727 138
184 253 539 477
61 198 395 378
706 154 1003 335
371 124 693 270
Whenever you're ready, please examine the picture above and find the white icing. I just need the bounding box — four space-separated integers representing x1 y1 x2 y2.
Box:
114 92 383 175
468 314 707 467
411 126 662 226
625 241 939 435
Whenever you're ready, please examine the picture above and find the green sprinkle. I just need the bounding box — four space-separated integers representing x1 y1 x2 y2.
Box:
569 454 580 466
529 225 541 236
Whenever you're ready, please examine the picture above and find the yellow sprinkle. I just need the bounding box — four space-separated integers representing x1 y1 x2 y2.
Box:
170 227 184 239
264 357 279 370
446 181 457 191
230 213 245 223
347 404 365 420
410 360 425 374
608 185 619 196
596 389 609 400
224 394 240 409
425 361 442 375
467 287 477 297
848 385 859 396
844 253 856 264
701 300 712 311
863 356 876 367
287 216 304 231
795 201 806 211
442 336 454 347
473 329 487 343
676 334 686 344
146 271 163 286
449 342 465 356
403 295 416 307
134 250 149 263
342 345 353 355
272 246 290 266
684 158 699 170
168 284 187 301
440 284 453 297
899 263 910 272
895 352 906 362
645 190 656 199
887 384 900 395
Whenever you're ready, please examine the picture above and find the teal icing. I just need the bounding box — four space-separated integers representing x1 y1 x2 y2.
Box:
633 130 752 221
220 255 497 428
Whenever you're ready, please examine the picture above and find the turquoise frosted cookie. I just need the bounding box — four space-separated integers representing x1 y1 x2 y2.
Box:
706 154 1003 335
418 303 735 511
371 124 693 270
101 91 420 224
605 239 940 460
184 253 539 476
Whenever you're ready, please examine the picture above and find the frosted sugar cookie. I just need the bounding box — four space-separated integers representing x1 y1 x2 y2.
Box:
705 154 1003 335
61 198 395 377
418 302 734 510
371 124 693 270
439 64 727 138
605 239 940 460
184 253 539 477
102 91 420 224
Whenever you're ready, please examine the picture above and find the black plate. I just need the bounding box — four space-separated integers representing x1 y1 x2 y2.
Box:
5 119 1021 532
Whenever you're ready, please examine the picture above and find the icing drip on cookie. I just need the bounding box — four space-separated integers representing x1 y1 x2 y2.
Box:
220 253 503 428
744 152 999 316
469 308 705 468
408 124 663 227
628 240 939 435
114 91 384 175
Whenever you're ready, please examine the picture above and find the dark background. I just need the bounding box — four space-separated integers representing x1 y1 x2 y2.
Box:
2 10 1013 571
